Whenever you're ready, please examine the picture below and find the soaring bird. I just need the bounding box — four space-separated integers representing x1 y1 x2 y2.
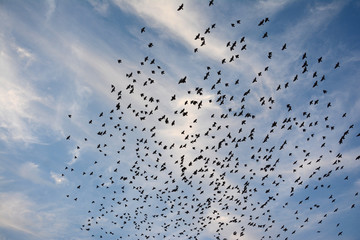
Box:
178 76 187 84
177 3 184 11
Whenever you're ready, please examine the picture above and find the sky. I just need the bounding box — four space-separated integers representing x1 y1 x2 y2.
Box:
0 0 360 239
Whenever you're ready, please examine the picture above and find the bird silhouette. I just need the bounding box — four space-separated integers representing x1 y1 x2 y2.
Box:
177 3 184 11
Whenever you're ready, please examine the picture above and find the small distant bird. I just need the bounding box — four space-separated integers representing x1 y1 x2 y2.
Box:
177 3 184 11
178 76 187 84
334 62 340 69
209 0 214 6
141 27 145 33
282 43 287 50
117 59 122 63
148 43 153 48
68 115 72 118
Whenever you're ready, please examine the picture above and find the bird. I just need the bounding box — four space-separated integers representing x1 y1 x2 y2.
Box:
178 76 187 84
177 3 184 11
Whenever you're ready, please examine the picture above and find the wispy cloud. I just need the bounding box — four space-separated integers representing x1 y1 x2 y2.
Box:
88 0 110 16
50 171 68 184
45 0 56 21
18 162 52 186
0 192 67 239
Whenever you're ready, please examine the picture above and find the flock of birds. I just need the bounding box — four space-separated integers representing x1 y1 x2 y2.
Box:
62 2 359 240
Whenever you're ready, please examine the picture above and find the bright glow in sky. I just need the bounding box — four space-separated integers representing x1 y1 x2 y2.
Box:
1 0 360 240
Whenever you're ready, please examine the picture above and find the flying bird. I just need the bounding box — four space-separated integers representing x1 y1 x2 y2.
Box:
177 3 184 11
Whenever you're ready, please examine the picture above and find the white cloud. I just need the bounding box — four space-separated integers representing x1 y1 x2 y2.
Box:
46 0 56 21
283 0 348 45
88 0 110 15
18 162 51 186
0 192 64 239
256 0 291 14
16 46 34 61
50 172 68 184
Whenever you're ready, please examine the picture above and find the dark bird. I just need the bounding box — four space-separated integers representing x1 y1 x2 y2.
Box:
177 3 184 11
141 27 145 33
178 76 187 84
334 62 340 69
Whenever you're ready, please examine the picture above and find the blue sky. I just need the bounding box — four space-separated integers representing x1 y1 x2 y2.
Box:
0 0 360 239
